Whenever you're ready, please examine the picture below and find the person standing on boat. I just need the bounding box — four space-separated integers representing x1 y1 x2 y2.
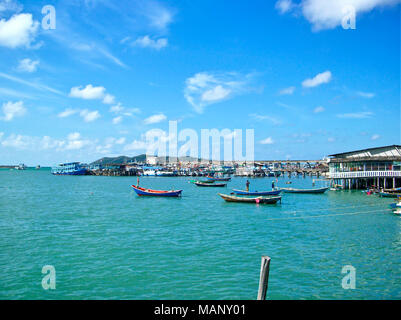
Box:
137 177 140 186
272 180 275 190
246 180 250 192
312 179 315 186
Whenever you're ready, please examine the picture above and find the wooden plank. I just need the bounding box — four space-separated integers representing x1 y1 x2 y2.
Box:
257 256 271 300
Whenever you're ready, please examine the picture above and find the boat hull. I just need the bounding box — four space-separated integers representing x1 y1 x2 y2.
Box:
189 179 215 184
52 169 87 175
282 187 329 194
195 182 227 187
219 193 282 204
380 192 401 198
232 189 282 196
131 185 182 197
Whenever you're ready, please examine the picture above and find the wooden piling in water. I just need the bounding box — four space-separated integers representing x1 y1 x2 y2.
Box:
257 256 271 300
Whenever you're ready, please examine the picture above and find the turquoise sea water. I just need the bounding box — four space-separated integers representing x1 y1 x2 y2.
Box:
0 169 400 300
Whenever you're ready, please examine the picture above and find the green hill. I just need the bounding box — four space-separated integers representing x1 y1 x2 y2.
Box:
91 154 147 165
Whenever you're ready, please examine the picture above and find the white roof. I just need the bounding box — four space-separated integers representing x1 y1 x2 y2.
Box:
329 145 401 159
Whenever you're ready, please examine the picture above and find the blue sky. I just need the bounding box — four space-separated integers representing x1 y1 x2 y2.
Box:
0 0 400 165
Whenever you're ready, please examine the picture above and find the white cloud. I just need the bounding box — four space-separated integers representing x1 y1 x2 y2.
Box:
185 71 256 113
17 58 39 72
0 13 39 48
1 100 26 121
58 108 79 118
337 111 374 119
279 86 295 95
276 0 401 31
64 132 91 150
0 71 63 95
102 93 115 105
95 137 127 154
58 108 100 122
133 35 168 50
70 84 106 100
328 137 335 142
371 134 380 141
144 1 174 30
79 109 100 122
0 132 98 152
144 113 167 125
260 137 274 145
124 139 148 151
201 85 231 102
109 103 140 124
275 0 295 14
0 0 23 15
1 133 33 148
110 103 124 114
357 91 375 98
1 133 64 150
115 137 126 144
249 113 282 125
112 116 122 124
70 84 118 106
314 106 325 113
302 71 332 88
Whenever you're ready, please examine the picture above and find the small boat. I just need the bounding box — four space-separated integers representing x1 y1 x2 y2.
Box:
15 163 27 170
52 162 87 175
206 176 231 182
380 192 401 198
282 187 329 194
389 201 401 209
219 193 282 204
195 182 227 187
393 208 401 215
189 179 215 184
232 189 282 196
131 185 182 197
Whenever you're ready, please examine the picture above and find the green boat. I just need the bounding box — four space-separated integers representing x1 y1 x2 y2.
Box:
219 193 282 204
379 192 401 198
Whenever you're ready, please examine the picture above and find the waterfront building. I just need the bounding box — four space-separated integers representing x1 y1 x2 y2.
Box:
328 145 401 189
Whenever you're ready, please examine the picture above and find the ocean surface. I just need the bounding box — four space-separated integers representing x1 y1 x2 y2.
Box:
0 169 400 300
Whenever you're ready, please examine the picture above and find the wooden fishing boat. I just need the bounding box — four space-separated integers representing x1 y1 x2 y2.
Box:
206 176 231 182
379 192 401 198
219 193 282 204
232 189 282 196
189 179 215 184
131 185 182 197
195 182 227 187
282 187 329 194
